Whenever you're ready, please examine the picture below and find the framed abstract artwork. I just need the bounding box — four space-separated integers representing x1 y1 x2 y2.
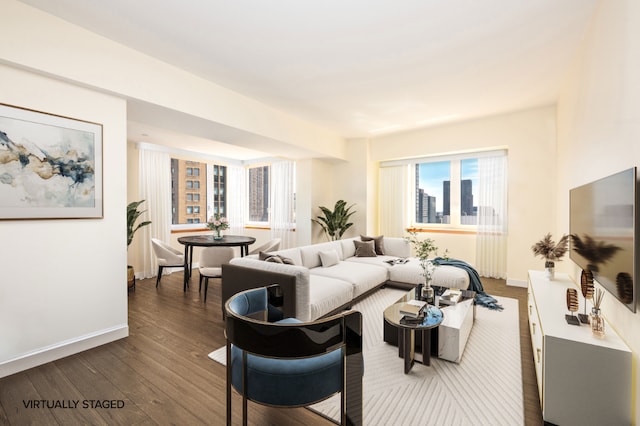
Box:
0 103 103 219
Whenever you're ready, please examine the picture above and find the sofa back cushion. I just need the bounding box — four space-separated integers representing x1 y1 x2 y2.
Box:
383 237 411 258
340 237 358 259
300 241 343 268
267 247 303 266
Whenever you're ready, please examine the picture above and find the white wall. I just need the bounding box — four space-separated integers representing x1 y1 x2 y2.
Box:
368 106 558 284
556 0 640 421
0 0 343 376
0 65 128 377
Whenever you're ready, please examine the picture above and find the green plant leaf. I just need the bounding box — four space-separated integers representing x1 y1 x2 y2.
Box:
312 200 356 241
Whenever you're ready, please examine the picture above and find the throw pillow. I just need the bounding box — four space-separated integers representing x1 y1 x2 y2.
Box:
360 235 385 255
265 255 284 263
319 249 340 267
259 251 294 264
259 251 273 261
353 240 377 257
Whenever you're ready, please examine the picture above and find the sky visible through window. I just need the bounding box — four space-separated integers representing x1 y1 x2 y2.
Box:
419 161 449 213
418 159 478 215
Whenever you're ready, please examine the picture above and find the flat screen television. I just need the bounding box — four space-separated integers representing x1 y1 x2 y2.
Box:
569 167 637 312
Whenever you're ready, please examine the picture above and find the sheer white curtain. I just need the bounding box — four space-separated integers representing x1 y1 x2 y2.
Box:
379 165 410 237
138 147 172 278
227 164 246 235
270 160 296 249
475 153 508 279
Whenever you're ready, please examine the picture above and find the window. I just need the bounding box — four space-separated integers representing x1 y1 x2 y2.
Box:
212 165 226 216
415 161 450 224
460 158 478 224
248 165 269 223
414 156 479 227
171 158 227 226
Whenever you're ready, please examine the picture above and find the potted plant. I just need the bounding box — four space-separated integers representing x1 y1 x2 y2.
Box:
127 200 151 290
312 200 356 241
405 232 440 302
531 233 569 280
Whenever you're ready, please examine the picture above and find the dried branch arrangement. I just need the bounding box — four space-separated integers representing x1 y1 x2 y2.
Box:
592 288 605 310
531 233 569 261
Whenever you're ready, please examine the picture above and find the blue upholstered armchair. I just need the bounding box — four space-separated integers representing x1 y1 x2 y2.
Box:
225 286 363 426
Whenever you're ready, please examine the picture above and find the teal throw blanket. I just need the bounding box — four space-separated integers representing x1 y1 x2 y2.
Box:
433 257 503 311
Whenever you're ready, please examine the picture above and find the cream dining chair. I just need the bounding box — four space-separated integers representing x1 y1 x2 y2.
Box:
199 246 236 302
151 238 185 288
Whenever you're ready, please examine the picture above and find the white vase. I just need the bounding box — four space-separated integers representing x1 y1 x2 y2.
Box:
544 260 555 280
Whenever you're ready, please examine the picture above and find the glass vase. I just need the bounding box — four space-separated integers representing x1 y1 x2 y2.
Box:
590 308 605 337
422 281 434 305
214 229 222 240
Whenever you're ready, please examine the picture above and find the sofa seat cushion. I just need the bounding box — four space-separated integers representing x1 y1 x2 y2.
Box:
345 255 398 268
386 258 470 289
310 261 388 298
308 275 353 320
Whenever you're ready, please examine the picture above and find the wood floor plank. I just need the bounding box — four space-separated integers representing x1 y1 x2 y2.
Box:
0 270 542 425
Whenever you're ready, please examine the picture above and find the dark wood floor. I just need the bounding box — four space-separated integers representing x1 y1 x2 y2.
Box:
0 272 543 425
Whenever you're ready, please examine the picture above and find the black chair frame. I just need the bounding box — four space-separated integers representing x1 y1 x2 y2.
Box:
225 285 363 426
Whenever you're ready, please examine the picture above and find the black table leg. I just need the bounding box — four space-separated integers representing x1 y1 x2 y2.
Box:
402 328 415 374
422 329 431 366
183 244 189 292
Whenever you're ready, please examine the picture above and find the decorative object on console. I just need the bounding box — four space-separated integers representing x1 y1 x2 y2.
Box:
565 288 580 325
311 199 356 241
578 269 594 324
207 213 229 240
531 233 569 280
590 288 605 337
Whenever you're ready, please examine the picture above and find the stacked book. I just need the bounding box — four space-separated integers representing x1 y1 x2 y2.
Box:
439 288 462 306
399 299 427 318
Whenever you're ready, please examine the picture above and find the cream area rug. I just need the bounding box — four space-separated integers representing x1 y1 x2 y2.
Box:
209 288 523 426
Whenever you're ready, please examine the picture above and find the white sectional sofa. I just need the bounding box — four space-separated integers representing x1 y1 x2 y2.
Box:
222 236 469 322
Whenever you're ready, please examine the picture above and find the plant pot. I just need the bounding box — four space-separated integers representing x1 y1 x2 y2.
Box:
127 265 136 291
544 260 555 280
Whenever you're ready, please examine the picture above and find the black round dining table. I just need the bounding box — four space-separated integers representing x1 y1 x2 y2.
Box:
177 235 256 291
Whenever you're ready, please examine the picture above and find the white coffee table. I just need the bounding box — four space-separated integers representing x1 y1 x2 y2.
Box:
436 295 475 363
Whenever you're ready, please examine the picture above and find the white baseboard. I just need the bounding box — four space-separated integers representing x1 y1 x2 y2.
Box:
507 278 528 288
0 324 128 378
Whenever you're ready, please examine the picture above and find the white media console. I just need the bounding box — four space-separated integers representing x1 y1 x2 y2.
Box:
527 270 631 425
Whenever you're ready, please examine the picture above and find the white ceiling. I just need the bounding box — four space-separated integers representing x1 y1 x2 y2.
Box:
20 0 598 159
